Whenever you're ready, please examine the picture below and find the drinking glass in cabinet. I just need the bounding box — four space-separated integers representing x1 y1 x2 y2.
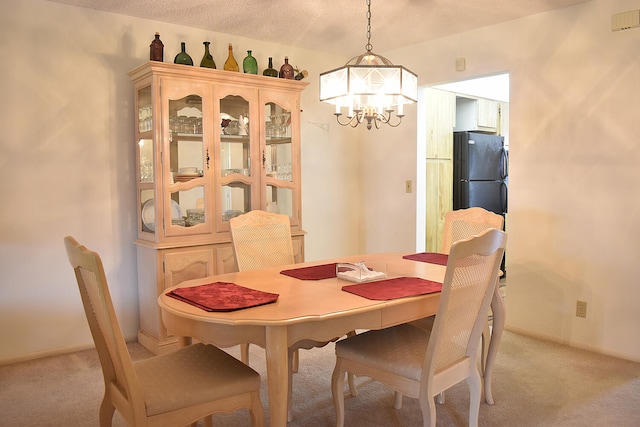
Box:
138 139 154 183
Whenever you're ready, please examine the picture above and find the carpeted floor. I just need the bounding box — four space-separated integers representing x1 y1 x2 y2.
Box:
1 330 639 426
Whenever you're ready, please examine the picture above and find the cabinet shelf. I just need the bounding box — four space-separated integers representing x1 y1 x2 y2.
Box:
266 137 291 145
220 135 250 143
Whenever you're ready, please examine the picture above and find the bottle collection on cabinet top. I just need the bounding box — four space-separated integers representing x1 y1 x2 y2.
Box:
151 33 306 79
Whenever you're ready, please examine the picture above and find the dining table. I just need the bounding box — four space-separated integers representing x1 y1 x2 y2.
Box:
158 252 504 427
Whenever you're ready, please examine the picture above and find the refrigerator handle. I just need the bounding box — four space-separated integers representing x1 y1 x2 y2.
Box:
501 181 508 214
500 148 509 179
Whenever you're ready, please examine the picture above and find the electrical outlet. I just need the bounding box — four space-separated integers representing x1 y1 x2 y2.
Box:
576 300 587 318
405 180 412 193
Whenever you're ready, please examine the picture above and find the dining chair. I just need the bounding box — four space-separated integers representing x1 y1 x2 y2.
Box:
331 228 507 427
412 207 504 378
230 209 295 368
229 210 356 421
64 236 265 427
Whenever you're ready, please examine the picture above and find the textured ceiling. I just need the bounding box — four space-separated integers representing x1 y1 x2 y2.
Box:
49 0 592 55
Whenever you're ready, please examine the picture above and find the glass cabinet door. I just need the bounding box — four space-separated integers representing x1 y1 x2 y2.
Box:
217 89 259 231
136 85 156 234
162 81 213 237
263 100 298 225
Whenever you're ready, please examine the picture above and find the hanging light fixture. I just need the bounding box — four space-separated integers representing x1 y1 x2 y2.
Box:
319 0 418 130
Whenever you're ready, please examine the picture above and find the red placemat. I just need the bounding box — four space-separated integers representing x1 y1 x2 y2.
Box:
402 252 448 265
167 282 279 312
342 277 442 300
280 263 338 280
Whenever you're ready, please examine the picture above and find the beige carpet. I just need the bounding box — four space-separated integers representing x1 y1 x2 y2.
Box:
1 331 639 426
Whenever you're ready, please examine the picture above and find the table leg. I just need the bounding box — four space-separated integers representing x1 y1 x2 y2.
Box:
484 280 504 405
266 326 289 427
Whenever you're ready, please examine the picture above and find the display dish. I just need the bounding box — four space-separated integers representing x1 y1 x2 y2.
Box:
142 199 182 232
174 172 202 183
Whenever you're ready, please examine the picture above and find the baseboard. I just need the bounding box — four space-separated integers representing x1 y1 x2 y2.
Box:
504 325 640 364
0 342 96 366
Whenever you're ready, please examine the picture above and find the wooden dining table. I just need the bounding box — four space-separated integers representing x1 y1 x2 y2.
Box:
158 252 504 427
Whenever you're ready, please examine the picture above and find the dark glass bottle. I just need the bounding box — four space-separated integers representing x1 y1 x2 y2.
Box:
243 50 258 74
200 41 216 69
263 57 278 77
174 42 193 66
279 56 294 79
224 43 239 72
150 32 164 62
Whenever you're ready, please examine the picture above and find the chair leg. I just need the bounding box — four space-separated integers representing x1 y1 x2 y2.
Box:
485 282 505 405
346 330 358 396
481 319 491 377
466 369 482 427
331 360 346 427
292 348 299 373
418 393 437 427
240 343 250 364
394 392 403 409
99 397 115 427
249 389 266 427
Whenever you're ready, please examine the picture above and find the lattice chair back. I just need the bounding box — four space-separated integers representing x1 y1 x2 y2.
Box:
230 210 295 272
64 236 147 421
64 236 265 426
441 207 504 253
427 228 506 378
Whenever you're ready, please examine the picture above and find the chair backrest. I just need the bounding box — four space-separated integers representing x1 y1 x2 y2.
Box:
229 210 295 272
63 236 144 416
441 207 504 254
424 228 507 381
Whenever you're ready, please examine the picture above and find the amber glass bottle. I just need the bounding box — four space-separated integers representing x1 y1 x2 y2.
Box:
224 43 239 72
150 32 163 61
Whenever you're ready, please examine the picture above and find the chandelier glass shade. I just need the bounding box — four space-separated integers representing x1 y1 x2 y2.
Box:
319 1 418 130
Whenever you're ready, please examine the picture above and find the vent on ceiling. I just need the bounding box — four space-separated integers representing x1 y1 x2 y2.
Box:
611 10 640 31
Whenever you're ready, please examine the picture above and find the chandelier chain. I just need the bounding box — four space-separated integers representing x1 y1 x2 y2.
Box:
365 0 372 52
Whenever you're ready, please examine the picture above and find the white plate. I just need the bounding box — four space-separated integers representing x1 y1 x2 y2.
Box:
141 199 182 232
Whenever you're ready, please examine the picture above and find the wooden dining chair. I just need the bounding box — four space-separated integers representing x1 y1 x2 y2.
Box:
230 209 296 368
408 207 505 407
64 236 265 427
331 228 507 427
229 210 356 421
414 207 504 368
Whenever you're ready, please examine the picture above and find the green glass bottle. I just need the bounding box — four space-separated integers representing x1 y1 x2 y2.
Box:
223 43 239 72
263 57 278 77
200 41 216 69
174 42 193 66
243 50 258 74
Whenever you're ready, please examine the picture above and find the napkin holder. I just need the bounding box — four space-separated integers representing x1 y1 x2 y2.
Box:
336 262 387 283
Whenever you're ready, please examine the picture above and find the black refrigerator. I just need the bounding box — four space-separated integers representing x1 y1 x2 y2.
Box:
453 131 508 273
453 131 508 216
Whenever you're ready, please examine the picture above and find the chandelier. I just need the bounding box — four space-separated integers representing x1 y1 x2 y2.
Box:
319 0 418 130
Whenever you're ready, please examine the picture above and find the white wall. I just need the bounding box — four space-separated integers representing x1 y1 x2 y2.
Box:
3 0 640 364
365 0 640 362
0 0 362 363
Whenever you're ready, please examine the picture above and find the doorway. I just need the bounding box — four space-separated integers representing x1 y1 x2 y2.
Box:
416 73 509 252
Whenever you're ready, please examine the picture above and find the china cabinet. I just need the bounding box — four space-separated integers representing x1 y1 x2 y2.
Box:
129 61 308 353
